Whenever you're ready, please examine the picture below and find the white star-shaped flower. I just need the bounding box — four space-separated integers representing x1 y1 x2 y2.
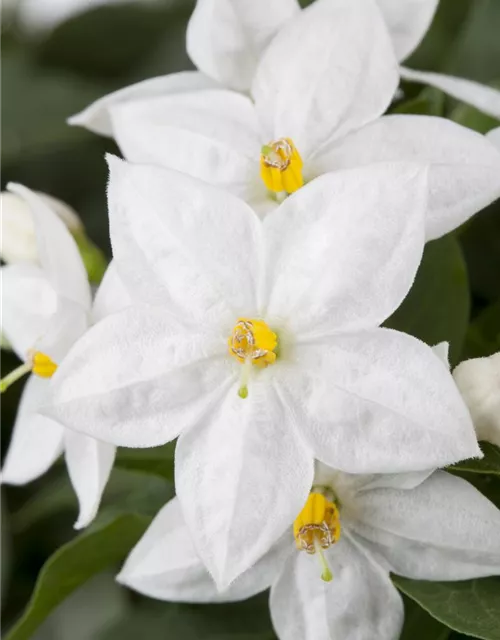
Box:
117 463 500 640
46 158 479 586
69 0 500 242
1 184 129 529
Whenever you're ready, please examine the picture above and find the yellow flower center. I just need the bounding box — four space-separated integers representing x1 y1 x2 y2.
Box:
260 138 304 195
0 351 58 393
293 491 341 582
228 318 278 398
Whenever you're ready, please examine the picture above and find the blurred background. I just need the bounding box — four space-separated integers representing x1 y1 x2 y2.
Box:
1 0 500 638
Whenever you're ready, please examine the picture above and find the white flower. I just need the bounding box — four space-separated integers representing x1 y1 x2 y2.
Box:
45 157 479 586
1 190 82 264
453 353 500 449
487 126 500 150
118 464 500 640
68 0 500 242
0 184 130 529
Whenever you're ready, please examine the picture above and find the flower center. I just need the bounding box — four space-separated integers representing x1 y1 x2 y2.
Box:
228 318 278 398
0 350 58 393
293 489 341 582
260 138 304 196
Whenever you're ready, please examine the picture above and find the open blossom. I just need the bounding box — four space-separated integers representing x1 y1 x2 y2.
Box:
118 463 500 640
69 0 500 242
45 158 479 586
1 184 128 529
453 353 500 449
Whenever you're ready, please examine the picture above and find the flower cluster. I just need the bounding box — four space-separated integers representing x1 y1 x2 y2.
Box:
2 1 500 639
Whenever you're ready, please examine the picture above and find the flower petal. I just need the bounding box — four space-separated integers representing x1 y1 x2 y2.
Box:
400 66 500 119
311 114 500 241
252 0 399 157
353 470 500 580
175 378 314 590
91 261 132 323
109 90 263 201
1 263 58 359
281 328 480 473
64 430 116 529
68 72 217 136
376 0 438 61
487 126 500 149
107 156 262 326
118 497 289 602
1 376 64 485
453 353 500 448
7 183 91 310
45 305 230 448
270 535 404 640
262 163 427 335
187 0 300 92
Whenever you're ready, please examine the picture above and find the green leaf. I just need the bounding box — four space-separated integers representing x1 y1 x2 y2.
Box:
400 595 450 640
393 576 500 640
384 235 470 365
99 594 277 640
392 87 445 116
114 442 176 482
5 512 151 640
451 101 500 135
463 300 500 360
449 443 500 477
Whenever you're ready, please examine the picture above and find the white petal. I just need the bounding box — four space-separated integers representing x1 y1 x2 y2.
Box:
65 430 116 529
7 183 91 310
252 0 399 157
353 470 500 580
118 497 288 602
453 353 500 448
432 341 450 367
91 261 132 323
187 0 300 92
45 305 230 447
107 156 261 326
36 299 90 363
68 72 217 136
1 376 64 485
487 126 500 150
262 163 427 336
270 535 404 640
312 115 500 241
400 66 500 119
175 378 314 589
109 90 262 200
1 263 58 359
281 328 480 473
376 0 438 61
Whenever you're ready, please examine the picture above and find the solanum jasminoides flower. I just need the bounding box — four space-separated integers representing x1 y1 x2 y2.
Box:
0 190 82 264
453 352 500 449
69 0 500 242
45 157 479 587
0 184 129 529
117 463 500 640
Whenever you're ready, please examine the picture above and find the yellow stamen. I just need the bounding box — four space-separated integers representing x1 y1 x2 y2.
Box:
293 491 341 582
0 351 58 393
31 352 58 378
260 138 304 195
228 319 278 398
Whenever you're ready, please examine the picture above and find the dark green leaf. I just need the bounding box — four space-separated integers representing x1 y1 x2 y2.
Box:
114 443 176 482
394 576 500 640
385 235 470 365
400 595 450 640
391 87 445 116
451 101 500 135
463 301 500 360
449 443 500 477
5 512 151 640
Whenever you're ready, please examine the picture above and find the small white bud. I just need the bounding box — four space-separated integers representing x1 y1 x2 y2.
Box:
1 190 82 264
453 352 500 448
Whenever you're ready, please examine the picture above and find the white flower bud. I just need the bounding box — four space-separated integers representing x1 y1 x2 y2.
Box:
453 352 500 447
1 190 82 264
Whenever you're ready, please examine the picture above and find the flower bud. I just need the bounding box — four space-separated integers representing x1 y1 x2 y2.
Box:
1 191 82 264
453 352 500 447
